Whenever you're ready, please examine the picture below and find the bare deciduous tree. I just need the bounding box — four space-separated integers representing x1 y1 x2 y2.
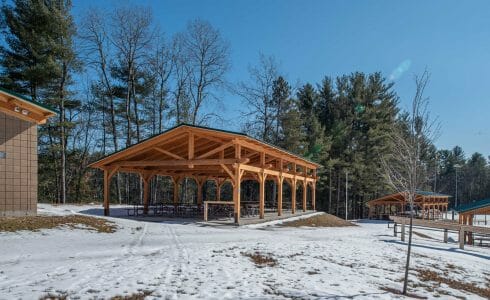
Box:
381 70 440 295
111 6 154 145
175 19 230 125
236 54 278 142
148 37 173 133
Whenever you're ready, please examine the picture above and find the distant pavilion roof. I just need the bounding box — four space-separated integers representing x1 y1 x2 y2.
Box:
367 190 451 206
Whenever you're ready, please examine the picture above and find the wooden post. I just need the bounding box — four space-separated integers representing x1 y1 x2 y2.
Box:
103 169 110 216
468 215 473 245
278 176 283 216
173 177 179 205
459 226 465 250
143 175 150 215
291 178 296 214
394 222 397 237
259 173 265 219
233 165 242 224
302 181 307 212
443 229 448 243
401 219 405 242
204 202 208 221
312 180 316 211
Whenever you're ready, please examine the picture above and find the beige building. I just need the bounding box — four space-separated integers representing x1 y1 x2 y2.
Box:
0 88 56 216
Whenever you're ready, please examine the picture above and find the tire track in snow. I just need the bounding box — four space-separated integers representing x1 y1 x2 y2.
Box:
165 225 189 295
64 222 149 295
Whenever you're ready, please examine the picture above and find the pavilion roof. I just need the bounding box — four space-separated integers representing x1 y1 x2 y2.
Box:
456 198 490 214
89 123 321 175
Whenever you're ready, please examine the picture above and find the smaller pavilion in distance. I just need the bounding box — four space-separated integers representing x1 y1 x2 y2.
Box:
367 190 450 220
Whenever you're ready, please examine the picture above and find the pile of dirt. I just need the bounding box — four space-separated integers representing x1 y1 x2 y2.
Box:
281 213 355 227
0 215 117 233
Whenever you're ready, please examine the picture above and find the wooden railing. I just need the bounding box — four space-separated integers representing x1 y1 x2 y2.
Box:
203 201 234 221
390 216 490 249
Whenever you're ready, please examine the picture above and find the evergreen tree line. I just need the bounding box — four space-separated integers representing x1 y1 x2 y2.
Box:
0 1 488 215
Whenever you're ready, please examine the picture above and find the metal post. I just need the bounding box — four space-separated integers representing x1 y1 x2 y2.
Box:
345 171 348 220
452 165 460 220
401 219 405 242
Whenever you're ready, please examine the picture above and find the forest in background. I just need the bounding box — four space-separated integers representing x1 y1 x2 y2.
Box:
1 1 489 218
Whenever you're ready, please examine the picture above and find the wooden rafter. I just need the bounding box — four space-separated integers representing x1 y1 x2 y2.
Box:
153 147 185 160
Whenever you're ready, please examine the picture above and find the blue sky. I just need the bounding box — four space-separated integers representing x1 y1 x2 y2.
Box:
72 0 490 157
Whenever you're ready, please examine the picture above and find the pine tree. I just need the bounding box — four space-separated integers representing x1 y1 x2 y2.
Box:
0 0 80 204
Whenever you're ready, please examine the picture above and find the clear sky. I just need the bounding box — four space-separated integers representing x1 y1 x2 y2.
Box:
72 0 490 157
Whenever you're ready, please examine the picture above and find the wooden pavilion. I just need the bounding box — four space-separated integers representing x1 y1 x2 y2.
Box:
367 191 450 220
89 124 320 224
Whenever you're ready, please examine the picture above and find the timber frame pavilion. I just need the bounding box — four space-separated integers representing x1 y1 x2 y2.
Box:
367 191 450 220
89 124 320 224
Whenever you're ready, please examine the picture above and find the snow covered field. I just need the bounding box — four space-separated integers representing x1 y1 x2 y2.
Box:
0 204 489 299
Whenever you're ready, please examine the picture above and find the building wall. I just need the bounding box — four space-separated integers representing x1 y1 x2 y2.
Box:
0 111 38 216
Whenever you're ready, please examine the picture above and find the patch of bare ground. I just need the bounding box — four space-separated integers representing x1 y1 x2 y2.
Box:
111 290 153 300
0 215 117 233
281 213 355 227
241 251 277 267
39 291 69 300
416 269 490 299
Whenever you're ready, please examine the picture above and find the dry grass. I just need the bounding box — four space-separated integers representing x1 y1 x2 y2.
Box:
241 251 277 267
281 213 355 227
0 215 117 233
39 291 68 300
379 287 427 299
416 269 490 299
111 290 153 300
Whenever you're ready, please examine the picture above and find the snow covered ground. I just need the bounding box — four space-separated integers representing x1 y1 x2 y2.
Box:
0 204 488 299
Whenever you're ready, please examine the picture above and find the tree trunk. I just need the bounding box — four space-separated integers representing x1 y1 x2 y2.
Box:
328 168 332 214
336 173 340 216
403 210 414 294
59 62 67 205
